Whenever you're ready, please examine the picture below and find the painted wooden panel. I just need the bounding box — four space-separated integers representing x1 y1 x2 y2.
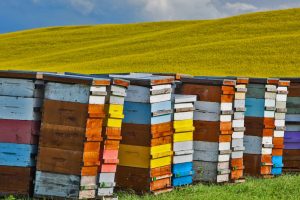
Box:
180 84 222 102
0 96 42 120
193 150 230 162
232 151 243 159
123 101 171 125
150 177 172 191
194 101 220 113
286 114 300 122
173 141 193 152
174 119 193 129
109 95 125 105
99 173 115 185
42 100 88 127
173 154 193 164
106 118 122 128
119 144 150 168
125 85 171 103
107 104 124 119
286 125 300 132
97 187 114 196
274 130 284 137
150 156 172 168
193 141 219 151
246 84 265 98
174 103 194 111
79 190 96 199
173 132 193 142
194 111 219 121
193 161 229 182
287 97 300 114
173 94 197 103
174 111 193 121
150 144 172 157
172 176 193 186
244 136 262 154
39 123 85 151
0 166 34 195
0 143 37 167
37 147 82 175
172 162 193 176
0 78 36 97
80 176 97 188
272 167 282 175
45 82 90 103
100 164 117 173
89 95 106 105
232 138 243 148
34 171 80 198
0 119 40 144
272 156 283 167
234 112 245 120
174 149 193 156
245 98 265 117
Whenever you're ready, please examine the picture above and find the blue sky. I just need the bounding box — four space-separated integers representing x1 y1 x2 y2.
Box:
0 0 299 33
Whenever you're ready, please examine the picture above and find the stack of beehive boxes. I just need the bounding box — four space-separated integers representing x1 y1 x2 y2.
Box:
244 78 278 178
283 78 300 172
97 78 129 199
115 74 174 194
230 78 249 183
172 94 196 187
34 73 111 199
180 77 236 183
271 80 289 175
0 71 43 196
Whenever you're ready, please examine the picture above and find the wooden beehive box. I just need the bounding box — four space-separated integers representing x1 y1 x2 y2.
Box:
0 70 44 197
282 78 300 172
180 77 236 183
113 73 174 194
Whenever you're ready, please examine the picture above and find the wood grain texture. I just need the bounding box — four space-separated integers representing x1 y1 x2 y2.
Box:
180 83 222 102
0 166 34 196
34 171 80 198
39 123 85 150
37 146 82 175
42 99 88 127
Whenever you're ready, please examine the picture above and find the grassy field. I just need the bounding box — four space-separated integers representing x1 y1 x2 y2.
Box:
3 174 300 200
119 174 300 200
0 8 299 77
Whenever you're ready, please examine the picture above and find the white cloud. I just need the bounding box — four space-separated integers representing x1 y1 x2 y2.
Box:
127 0 223 21
225 2 258 13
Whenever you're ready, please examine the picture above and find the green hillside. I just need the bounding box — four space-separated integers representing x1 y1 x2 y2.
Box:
0 8 299 77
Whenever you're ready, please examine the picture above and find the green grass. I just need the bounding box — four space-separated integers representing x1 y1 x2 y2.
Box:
0 8 299 77
118 175 300 200
3 174 300 200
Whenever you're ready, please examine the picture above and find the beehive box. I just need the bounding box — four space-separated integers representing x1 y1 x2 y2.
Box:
283 78 300 172
97 77 129 199
0 70 44 196
113 73 174 194
34 73 116 199
244 78 289 177
180 77 236 183
172 94 196 187
190 76 249 183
